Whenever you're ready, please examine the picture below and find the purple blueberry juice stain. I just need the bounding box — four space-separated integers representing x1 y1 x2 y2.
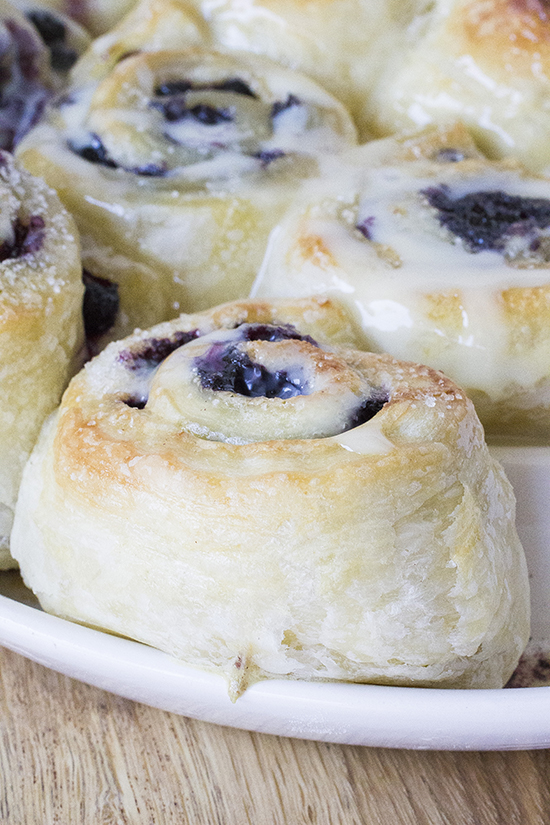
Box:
151 77 258 126
241 323 318 346
118 329 201 371
422 186 550 252
271 94 301 119
68 133 117 167
254 149 286 166
346 390 389 428
0 215 45 261
356 216 375 240
68 133 167 176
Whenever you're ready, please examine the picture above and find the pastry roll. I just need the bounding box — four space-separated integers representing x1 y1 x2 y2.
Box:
0 151 84 568
17 48 357 344
168 0 414 140
253 126 550 441
368 0 550 174
0 0 88 150
69 0 210 84
11 297 529 693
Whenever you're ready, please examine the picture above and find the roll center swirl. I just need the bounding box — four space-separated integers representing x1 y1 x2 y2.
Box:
145 323 388 444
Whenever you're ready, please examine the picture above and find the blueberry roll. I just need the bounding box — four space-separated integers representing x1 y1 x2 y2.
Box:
367 0 550 174
0 151 84 568
254 125 550 441
171 0 415 140
17 48 357 344
11 297 529 693
0 0 89 151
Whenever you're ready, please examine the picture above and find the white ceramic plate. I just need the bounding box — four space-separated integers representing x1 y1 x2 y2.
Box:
1 445 549 751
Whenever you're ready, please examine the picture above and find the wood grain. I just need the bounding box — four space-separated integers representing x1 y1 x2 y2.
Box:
0 646 549 825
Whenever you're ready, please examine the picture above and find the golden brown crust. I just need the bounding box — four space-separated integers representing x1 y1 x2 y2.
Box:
0 151 84 567
11 298 530 693
367 0 550 171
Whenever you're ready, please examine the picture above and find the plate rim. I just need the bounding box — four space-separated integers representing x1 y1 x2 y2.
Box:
1 589 549 751
2 443 549 751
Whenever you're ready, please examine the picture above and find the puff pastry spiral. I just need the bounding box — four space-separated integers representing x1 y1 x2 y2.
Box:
254 126 550 441
17 47 357 343
0 151 84 568
11 297 529 693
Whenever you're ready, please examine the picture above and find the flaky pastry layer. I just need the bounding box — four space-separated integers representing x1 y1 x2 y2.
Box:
0 151 84 567
11 297 529 694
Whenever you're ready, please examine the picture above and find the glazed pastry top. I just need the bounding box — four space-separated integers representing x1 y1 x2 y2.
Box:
369 0 550 172
253 128 550 407
51 48 357 186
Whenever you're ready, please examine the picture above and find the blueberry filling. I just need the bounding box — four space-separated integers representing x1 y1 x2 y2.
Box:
271 94 301 119
0 215 45 261
26 10 64 45
187 103 232 125
69 134 117 167
131 161 167 176
241 323 318 346
155 78 257 99
356 216 375 240
196 343 307 399
154 80 193 97
122 395 146 410
68 134 166 176
82 270 119 339
152 77 257 125
254 149 285 166
210 78 257 98
118 329 201 371
26 11 77 72
422 186 550 252
347 391 389 429
194 324 318 399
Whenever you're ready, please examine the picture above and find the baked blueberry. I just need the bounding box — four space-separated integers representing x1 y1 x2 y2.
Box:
422 186 550 252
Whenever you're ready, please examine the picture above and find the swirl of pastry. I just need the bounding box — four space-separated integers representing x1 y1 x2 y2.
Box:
367 0 550 174
0 150 84 568
11 296 529 694
253 125 550 441
16 48 357 344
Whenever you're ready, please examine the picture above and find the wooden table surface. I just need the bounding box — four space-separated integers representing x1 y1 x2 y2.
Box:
0 646 548 824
